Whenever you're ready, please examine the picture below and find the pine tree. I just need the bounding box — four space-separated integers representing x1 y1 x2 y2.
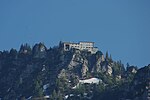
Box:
106 51 109 60
9 48 18 59
34 80 43 97
109 54 112 62
52 89 57 100
126 63 130 68
57 90 63 100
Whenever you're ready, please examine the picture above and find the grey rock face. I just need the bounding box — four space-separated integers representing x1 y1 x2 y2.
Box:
107 64 113 75
81 59 89 77
32 43 47 58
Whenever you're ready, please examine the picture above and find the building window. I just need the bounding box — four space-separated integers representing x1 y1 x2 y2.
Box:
65 44 70 50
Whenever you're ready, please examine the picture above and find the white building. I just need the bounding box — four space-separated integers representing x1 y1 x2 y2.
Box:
61 41 98 54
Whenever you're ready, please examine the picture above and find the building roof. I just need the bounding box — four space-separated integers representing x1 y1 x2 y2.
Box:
62 42 71 44
79 41 94 43
62 41 95 44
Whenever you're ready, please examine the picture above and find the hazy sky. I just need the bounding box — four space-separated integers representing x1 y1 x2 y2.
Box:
0 0 150 67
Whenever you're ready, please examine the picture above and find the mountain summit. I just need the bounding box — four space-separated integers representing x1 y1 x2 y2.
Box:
0 42 149 100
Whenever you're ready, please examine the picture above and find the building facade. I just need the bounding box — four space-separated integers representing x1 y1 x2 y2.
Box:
61 41 98 54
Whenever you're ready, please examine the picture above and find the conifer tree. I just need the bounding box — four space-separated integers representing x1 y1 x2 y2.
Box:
106 51 109 60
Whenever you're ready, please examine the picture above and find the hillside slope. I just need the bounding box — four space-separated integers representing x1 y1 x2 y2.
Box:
0 42 149 100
